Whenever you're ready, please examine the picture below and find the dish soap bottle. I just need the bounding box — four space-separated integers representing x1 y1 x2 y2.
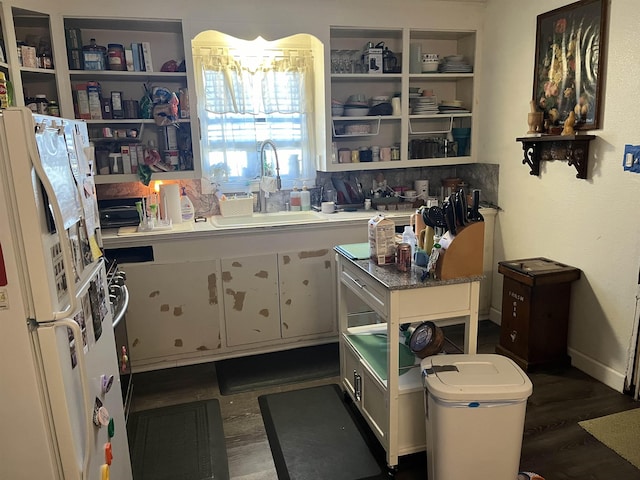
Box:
290 187 301 211
180 187 195 221
300 185 311 211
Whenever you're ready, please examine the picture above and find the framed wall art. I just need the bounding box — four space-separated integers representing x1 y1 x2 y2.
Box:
533 0 608 130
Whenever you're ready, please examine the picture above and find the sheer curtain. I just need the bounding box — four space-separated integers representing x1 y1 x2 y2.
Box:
195 42 316 190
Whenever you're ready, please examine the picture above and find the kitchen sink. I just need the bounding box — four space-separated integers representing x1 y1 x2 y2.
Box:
209 210 328 227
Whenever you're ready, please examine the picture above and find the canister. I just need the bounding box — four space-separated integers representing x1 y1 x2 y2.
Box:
396 243 412 272
107 44 126 71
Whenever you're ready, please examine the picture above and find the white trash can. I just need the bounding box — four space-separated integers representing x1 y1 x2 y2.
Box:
421 354 533 480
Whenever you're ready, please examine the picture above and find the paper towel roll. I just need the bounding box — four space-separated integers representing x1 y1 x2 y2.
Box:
160 184 182 225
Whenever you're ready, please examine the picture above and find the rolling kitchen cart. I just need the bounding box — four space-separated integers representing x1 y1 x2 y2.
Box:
496 258 581 371
335 244 481 472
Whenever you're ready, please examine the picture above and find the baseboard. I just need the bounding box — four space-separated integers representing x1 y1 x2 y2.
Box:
489 306 501 325
568 347 627 393
486 308 625 392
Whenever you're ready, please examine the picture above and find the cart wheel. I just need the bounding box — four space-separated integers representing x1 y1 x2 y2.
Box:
386 464 398 478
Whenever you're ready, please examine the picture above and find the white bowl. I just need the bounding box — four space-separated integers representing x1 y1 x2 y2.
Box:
331 106 345 116
421 63 439 73
343 107 369 116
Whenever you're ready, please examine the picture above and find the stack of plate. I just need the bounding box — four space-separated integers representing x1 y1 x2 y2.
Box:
438 100 470 114
412 96 439 115
438 55 473 73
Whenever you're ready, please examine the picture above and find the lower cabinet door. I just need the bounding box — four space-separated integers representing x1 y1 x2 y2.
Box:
222 254 281 347
123 260 222 364
279 248 335 338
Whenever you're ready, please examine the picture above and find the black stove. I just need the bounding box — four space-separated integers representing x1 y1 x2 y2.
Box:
106 258 133 422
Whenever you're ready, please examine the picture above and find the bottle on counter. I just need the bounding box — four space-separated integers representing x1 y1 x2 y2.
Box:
290 187 301 211
402 225 417 260
300 185 311 211
180 187 195 222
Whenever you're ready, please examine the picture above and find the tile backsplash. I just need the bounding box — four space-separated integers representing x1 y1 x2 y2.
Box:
96 163 499 217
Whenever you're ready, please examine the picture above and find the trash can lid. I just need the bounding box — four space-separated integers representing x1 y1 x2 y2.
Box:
421 354 533 402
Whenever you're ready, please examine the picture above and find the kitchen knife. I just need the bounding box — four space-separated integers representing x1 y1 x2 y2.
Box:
443 199 457 236
453 192 466 227
469 189 484 222
457 188 469 225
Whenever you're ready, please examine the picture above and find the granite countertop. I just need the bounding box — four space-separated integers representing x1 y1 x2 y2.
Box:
335 244 483 290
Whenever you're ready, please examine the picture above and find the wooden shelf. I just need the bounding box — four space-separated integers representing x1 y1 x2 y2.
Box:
516 134 596 179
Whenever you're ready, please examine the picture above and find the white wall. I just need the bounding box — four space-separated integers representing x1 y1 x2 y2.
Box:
12 0 639 391
480 0 640 391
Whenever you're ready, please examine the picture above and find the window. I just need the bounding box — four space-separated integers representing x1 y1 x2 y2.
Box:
193 32 320 192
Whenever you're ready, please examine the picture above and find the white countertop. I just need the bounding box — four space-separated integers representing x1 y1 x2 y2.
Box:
101 208 414 247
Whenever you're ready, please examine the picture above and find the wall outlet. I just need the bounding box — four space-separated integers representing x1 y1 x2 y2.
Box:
200 177 215 194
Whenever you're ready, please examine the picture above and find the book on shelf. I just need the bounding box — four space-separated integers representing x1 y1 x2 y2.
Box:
125 48 134 71
74 83 91 120
87 81 103 120
141 42 153 72
130 43 144 71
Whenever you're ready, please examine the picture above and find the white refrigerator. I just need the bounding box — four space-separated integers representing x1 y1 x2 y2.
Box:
0 107 132 480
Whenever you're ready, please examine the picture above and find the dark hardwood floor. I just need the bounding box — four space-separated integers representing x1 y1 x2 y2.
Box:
130 320 640 480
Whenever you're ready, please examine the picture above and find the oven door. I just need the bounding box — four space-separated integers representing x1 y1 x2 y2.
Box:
112 284 133 422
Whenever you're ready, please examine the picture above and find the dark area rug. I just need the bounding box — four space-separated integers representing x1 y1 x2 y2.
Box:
128 399 229 480
259 384 383 480
215 343 339 395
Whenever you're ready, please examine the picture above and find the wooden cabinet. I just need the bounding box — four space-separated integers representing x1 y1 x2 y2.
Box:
122 260 223 369
322 26 478 172
222 249 337 346
336 249 480 469
60 17 199 184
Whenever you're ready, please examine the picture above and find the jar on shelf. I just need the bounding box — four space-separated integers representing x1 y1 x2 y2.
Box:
47 101 60 117
34 94 48 115
107 44 126 71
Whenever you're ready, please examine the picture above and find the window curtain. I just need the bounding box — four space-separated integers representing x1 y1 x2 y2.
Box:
196 46 316 186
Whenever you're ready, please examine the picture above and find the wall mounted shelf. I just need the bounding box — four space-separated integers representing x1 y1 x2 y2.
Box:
516 134 596 179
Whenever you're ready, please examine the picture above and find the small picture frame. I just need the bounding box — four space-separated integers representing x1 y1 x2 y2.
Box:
532 0 608 130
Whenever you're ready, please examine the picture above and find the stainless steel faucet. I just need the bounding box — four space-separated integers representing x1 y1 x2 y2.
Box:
258 139 281 212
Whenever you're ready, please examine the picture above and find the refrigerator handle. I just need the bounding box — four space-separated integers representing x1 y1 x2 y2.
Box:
53 318 93 480
26 117 78 320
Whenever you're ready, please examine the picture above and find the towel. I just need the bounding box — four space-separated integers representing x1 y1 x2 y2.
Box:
260 176 277 197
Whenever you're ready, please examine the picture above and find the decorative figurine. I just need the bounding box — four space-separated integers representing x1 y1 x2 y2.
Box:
527 100 544 134
561 111 576 136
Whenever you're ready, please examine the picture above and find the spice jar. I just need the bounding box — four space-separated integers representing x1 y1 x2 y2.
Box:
47 100 60 117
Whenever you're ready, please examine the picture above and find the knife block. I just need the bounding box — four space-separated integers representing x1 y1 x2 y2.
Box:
435 221 484 280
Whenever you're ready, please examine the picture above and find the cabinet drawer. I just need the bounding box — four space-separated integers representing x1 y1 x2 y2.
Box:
340 261 388 318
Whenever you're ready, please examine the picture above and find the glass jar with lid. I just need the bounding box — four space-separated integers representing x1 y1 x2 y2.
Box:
35 94 48 115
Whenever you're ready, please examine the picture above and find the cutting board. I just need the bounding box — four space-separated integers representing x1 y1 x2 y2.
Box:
335 243 370 260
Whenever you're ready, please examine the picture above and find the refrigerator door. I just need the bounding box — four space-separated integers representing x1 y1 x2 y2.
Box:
0 108 132 480
37 263 132 480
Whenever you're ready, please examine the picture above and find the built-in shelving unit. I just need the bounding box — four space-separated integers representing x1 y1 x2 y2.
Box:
61 16 199 184
320 26 478 172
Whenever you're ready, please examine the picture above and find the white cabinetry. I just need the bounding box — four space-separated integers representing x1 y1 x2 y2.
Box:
337 250 480 469
222 249 337 347
322 27 477 172
222 254 281 347
0 5 59 109
60 17 199 184
123 260 223 369
279 248 335 338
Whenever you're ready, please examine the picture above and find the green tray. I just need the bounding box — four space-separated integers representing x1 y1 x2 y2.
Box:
347 333 416 381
